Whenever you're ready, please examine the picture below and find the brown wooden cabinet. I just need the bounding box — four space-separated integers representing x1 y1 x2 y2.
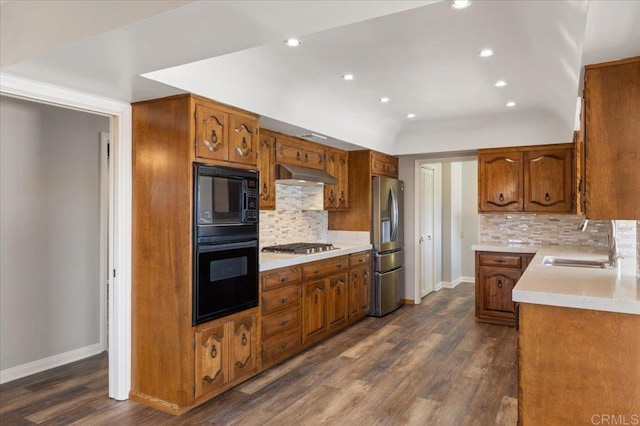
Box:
257 130 276 210
348 251 371 320
193 310 259 400
371 151 399 178
327 273 348 330
194 98 258 166
303 279 328 343
478 144 575 213
275 135 325 170
475 251 532 326
324 147 349 210
583 56 640 219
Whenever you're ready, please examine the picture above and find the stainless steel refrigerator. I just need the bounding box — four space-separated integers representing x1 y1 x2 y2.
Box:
370 176 404 317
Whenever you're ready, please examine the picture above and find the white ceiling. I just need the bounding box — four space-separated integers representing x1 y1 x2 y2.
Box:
1 0 639 155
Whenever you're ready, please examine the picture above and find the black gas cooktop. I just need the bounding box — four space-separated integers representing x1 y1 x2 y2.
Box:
261 242 337 255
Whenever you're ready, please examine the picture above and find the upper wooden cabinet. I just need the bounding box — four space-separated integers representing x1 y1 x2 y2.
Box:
478 143 574 213
257 130 276 210
324 147 349 210
371 151 399 178
275 135 325 170
583 56 640 219
194 98 258 166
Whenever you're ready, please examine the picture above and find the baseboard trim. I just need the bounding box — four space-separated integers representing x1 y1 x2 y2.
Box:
435 282 444 291
401 298 419 305
0 343 104 384
442 276 475 289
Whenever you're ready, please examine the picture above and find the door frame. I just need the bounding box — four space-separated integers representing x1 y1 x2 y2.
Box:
1 73 132 400
419 165 436 298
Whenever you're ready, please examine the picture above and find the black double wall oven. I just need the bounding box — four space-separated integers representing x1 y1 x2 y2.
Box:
193 163 259 325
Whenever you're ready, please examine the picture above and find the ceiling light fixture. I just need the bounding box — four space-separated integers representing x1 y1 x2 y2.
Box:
450 0 472 9
478 49 494 58
407 113 416 118
506 101 516 107
379 97 391 103
283 38 302 47
343 74 355 81
495 80 507 87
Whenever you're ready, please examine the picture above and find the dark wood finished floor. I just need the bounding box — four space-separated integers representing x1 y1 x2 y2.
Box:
0 283 518 425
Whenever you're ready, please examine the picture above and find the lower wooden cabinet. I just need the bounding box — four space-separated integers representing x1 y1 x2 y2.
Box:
194 311 259 399
475 251 533 326
303 279 328 342
327 273 348 330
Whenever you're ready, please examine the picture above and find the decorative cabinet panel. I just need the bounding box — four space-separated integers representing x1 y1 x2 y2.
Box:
275 137 325 170
583 56 640 219
327 273 348 330
257 130 276 210
478 151 523 212
478 144 575 213
303 280 328 342
194 100 258 166
229 314 258 382
371 151 399 178
349 264 370 320
195 323 227 399
324 148 349 210
195 103 229 162
475 251 532 326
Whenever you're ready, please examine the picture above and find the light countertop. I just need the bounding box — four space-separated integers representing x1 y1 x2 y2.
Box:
260 243 372 272
472 243 541 254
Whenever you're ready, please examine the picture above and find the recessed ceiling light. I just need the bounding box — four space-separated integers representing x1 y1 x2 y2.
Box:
478 49 494 58
506 101 516 107
407 113 416 118
379 97 391 103
283 38 302 47
343 74 355 81
450 0 472 9
495 80 507 87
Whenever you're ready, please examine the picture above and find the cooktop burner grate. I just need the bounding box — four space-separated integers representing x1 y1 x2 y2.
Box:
261 242 337 254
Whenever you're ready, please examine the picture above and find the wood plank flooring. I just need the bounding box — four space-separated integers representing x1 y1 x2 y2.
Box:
0 283 518 425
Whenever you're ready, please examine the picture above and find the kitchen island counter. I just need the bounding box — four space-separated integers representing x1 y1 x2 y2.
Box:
260 243 372 272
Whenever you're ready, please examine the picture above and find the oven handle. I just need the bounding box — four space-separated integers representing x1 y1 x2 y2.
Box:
197 239 257 253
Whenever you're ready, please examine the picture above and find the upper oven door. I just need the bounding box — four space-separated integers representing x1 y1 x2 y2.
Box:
194 239 258 325
198 174 245 226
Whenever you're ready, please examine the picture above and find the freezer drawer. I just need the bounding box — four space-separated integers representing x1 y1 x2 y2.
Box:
374 249 404 273
371 266 404 317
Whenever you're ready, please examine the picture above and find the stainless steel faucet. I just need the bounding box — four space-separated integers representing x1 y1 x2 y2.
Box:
607 220 622 268
578 218 589 231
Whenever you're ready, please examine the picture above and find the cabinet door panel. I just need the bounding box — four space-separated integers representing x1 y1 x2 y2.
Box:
478 152 523 212
328 273 348 329
349 267 361 319
195 323 227 398
230 314 258 382
258 131 276 210
195 103 228 162
524 148 573 212
361 267 370 315
303 280 327 342
229 115 257 166
479 267 520 313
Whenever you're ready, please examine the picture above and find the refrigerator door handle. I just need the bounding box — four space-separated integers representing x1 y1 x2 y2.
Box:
389 186 399 242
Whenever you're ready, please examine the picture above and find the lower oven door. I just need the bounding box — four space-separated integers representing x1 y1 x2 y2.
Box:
194 239 258 325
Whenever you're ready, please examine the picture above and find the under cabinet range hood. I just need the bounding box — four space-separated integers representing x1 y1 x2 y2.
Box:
275 164 337 185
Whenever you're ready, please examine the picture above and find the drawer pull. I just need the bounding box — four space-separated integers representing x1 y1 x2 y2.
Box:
281 320 288 327
280 277 287 283
281 297 289 304
497 280 503 289
314 269 320 274
337 287 341 296
314 294 318 304
336 264 343 269
495 259 505 263
281 343 288 350
296 151 301 161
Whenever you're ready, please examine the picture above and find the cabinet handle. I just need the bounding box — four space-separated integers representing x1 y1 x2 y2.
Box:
314 269 320 274
242 136 248 149
336 264 342 269
329 190 335 203
337 287 341 296
296 151 301 161
281 320 288 327
545 192 551 201
498 193 504 202
280 277 287 283
497 280 503 289
353 272 359 279
241 333 247 346
363 271 368 278
281 297 288 304
261 183 270 201
281 343 288 350
339 191 345 203
211 130 218 143
304 153 309 163
314 294 318 304
210 345 217 359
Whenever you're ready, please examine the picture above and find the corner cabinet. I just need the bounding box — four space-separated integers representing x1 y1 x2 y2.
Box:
583 56 640 219
478 144 575 214
475 251 533 326
257 130 276 210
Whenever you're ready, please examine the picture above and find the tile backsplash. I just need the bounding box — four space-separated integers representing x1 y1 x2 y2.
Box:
479 214 637 257
259 184 327 249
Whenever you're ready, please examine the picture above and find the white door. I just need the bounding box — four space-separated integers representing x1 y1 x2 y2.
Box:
420 167 435 298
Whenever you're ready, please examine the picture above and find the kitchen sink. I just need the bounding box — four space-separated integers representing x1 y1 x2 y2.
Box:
542 256 609 269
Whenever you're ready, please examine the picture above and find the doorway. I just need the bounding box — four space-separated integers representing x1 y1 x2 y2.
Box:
419 166 436 298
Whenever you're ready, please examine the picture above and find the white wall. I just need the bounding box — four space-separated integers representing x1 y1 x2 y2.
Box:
0 96 108 372
441 163 452 282
460 161 479 278
449 162 462 282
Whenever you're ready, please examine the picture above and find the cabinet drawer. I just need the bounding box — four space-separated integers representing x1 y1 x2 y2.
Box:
263 330 302 363
478 253 522 268
262 285 300 315
262 308 300 339
261 267 302 291
303 256 348 279
349 251 371 267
